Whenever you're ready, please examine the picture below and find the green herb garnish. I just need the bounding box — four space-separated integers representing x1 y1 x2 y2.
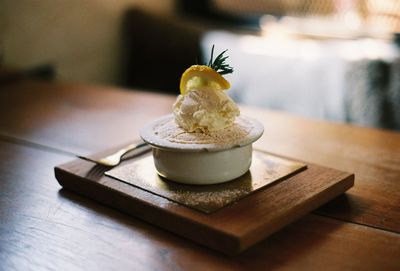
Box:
207 45 234 75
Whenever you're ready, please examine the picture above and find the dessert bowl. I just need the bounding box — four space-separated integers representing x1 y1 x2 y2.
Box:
140 114 264 185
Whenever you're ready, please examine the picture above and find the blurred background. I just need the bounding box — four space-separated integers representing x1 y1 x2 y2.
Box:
1 0 400 130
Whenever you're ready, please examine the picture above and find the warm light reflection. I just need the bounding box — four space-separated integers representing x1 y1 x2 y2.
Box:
240 34 323 60
257 0 400 40
343 11 362 30
249 15 398 61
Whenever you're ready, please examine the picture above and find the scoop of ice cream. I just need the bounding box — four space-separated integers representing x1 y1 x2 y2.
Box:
173 87 240 132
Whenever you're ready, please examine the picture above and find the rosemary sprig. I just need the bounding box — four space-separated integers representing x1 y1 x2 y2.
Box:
207 45 234 75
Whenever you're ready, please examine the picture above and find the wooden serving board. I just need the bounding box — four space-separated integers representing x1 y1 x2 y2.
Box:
55 148 354 255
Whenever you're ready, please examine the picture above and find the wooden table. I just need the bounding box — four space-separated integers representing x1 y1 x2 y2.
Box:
0 80 399 270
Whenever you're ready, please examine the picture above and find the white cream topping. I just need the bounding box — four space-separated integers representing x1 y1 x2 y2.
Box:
173 87 240 132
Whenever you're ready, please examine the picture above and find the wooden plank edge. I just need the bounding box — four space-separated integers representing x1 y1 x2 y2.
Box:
54 166 242 255
238 173 355 252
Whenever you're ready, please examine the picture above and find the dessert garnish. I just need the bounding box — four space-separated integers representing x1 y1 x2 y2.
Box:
174 46 239 133
206 45 234 75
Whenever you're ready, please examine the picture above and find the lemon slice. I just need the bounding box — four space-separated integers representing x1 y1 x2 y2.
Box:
179 65 230 94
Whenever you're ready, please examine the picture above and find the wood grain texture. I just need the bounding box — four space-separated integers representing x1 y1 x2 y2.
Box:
0 80 175 155
0 141 399 270
0 80 399 232
55 148 353 254
244 107 400 233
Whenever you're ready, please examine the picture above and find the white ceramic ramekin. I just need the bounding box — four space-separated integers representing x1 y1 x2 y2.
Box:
140 115 263 185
